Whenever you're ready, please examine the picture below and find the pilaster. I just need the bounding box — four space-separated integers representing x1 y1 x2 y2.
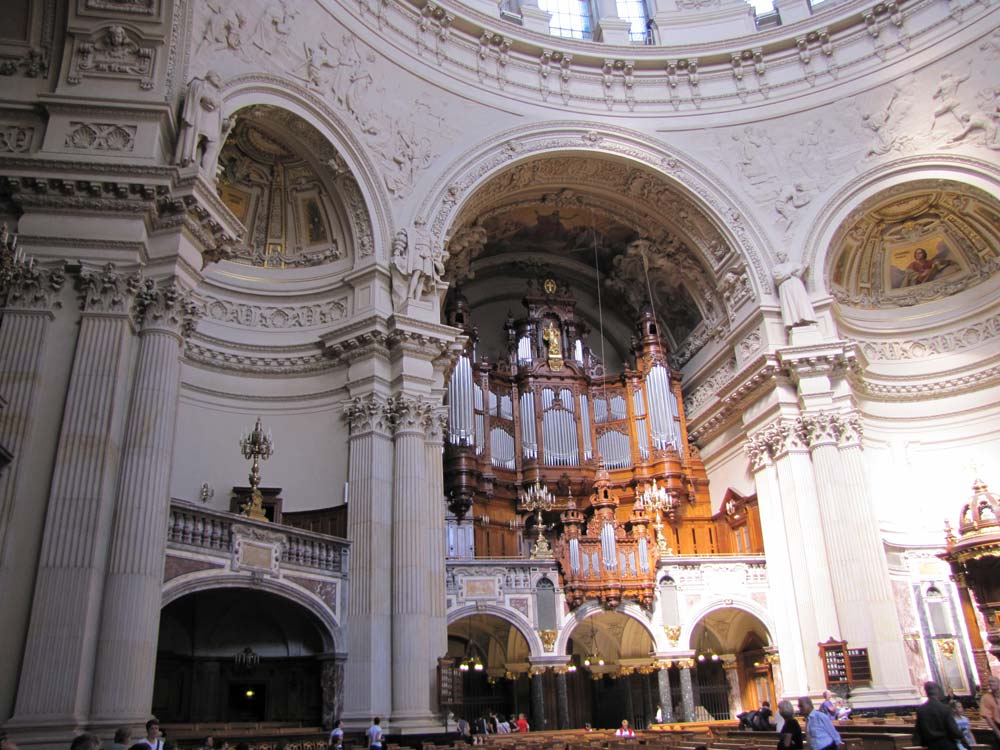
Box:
0 262 66 722
9 263 141 736
90 278 200 727
341 393 394 726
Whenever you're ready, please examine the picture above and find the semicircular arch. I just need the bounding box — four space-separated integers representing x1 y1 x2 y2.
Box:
447 603 544 658
218 73 393 266
555 600 661 655
415 120 774 298
682 597 775 653
162 573 343 654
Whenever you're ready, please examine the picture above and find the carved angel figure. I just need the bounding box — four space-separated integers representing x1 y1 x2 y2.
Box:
174 71 230 173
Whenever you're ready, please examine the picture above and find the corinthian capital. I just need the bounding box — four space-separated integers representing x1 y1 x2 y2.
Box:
743 433 772 472
838 412 863 447
77 262 142 313
2 262 66 310
796 412 840 449
343 393 391 435
386 394 436 435
135 279 201 338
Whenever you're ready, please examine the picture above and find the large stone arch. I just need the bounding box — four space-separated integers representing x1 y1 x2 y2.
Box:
556 600 662 655
218 73 392 267
413 121 775 298
802 154 1000 298
162 573 344 655
682 597 775 652
447 603 544 658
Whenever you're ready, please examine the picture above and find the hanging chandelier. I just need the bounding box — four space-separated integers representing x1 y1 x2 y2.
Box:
519 479 556 559
458 617 484 672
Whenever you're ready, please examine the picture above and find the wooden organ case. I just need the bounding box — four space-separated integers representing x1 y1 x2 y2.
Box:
443 279 720 610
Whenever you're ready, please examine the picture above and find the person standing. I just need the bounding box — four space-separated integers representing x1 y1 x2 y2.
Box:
329 720 344 750
981 677 1000 750
367 718 384 750
799 697 842 750
111 729 133 750
819 692 837 718
951 702 975 750
777 701 803 750
914 682 964 750
515 714 529 733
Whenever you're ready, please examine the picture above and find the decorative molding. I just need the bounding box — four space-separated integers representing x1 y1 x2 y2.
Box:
68 25 157 90
684 356 737 417
0 126 34 154
853 362 1000 401
197 294 349 329
81 0 160 16
848 312 1000 361
184 340 333 374
65 122 137 152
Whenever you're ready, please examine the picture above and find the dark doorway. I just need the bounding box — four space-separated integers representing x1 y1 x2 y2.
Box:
228 683 267 721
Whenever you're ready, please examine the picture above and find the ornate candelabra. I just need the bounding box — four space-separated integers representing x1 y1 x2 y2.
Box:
642 479 679 555
519 479 555 559
240 417 274 521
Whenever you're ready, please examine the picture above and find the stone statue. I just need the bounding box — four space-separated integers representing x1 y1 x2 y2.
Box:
772 251 816 327
174 71 230 173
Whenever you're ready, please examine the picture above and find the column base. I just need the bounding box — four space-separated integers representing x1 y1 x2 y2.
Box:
844 684 921 708
0 717 87 750
389 712 446 734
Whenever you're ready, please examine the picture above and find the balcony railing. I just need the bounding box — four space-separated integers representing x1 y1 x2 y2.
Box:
167 500 349 575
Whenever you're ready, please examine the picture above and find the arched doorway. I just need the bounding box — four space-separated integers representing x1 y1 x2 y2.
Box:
565 610 657 729
690 607 774 721
446 613 533 726
154 588 335 723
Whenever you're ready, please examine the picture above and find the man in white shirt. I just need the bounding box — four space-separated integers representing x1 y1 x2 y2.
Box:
135 721 163 750
367 718 383 749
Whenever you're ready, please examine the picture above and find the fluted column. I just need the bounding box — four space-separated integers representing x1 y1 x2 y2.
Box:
0 263 65 721
764 651 784 703
342 394 394 724
11 264 141 730
656 666 674 722
744 431 808 697
90 279 199 726
816 414 911 698
389 395 436 728
678 661 695 722
425 408 448 716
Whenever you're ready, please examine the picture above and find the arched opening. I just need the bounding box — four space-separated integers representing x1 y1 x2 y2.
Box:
446 613 533 726
564 610 657 730
212 103 371 269
689 607 774 721
153 588 335 724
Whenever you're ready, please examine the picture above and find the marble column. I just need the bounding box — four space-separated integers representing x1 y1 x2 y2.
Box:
764 651 784 703
11 264 141 731
744 431 809 697
91 280 198 727
425 409 448 717
641 672 654 727
678 661 695 722
656 666 674 722
555 669 570 729
390 395 436 728
342 393 394 725
830 416 911 698
721 655 743 719
530 670 547 729
953 575 992 687
0 263 65 721
623 673 634 724
320 655 347 728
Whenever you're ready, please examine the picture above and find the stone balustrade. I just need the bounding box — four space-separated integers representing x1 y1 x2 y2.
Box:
167 500 349 575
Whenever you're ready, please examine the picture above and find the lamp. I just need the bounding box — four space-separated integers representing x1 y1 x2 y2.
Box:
235 647 260 671
239 417 274 521
459 616 484 672
519 478 555 559
582 616 604 669
641 479 679 554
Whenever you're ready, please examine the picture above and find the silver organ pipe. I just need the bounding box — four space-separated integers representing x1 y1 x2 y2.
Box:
596 429 632 469
519 391 537 459
579 394 593 461
632 387 650 461
474 383 485 455
610 394 627 420
447 354 475 446
517 336 532 365
490 426 516 469
645 364 677 450
574 339 584 363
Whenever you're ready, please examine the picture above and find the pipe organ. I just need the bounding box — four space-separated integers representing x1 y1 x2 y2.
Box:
443 278 719 609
